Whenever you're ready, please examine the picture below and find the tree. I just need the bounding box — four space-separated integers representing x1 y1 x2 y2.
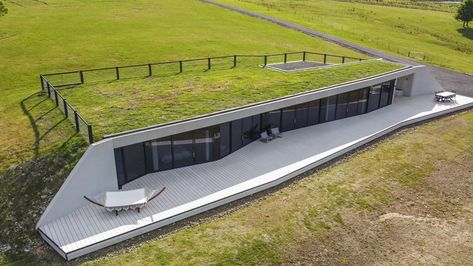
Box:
0 1 7 17
455 0 473 28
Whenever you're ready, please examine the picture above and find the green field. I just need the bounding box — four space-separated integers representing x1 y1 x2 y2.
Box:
0 0 364 263
58 60 401 138
217 0 473 74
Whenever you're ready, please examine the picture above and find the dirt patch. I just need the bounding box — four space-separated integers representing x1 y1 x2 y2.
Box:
286 152 473 265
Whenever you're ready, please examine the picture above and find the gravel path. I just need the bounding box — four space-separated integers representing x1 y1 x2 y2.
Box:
202 0 473 96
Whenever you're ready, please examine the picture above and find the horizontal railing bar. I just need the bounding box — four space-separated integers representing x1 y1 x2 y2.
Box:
53 82 83 88
41 51 366 78
42 70 80 76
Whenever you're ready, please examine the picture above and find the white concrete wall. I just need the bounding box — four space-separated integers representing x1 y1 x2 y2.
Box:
37 139 118 228
409 67 443 96
396 74 414 96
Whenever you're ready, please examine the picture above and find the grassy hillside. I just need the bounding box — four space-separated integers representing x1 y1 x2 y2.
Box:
60 60 401 138
0 0 363 263
217 0 473 74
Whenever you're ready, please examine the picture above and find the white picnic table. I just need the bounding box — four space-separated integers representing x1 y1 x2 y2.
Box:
436 91 456 98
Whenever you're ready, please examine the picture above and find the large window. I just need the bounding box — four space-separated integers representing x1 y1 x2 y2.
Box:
308 100 320 125
367 85 381 112
194 127 214 164
294 103 309 129
173 131 194 168
379 82 391 108
335 92 349 120
231 119 242 152
281 106 295 132
218 123 231 158
357 88 369 115
145 136 173 172
122 143 146 182
320 95 337 123
114 80 396 186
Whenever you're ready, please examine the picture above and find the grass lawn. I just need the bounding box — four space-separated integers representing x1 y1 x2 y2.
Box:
77 110 473 265
216 0 473 74
59 60 402 138
0 0 364 263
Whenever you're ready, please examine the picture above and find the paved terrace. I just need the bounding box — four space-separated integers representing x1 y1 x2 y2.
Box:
39 94 473 259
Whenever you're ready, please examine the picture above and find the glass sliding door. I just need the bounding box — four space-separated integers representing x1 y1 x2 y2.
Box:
335 93 349 120
114 149 126 187
320 95 337 123
347 90 359 117
145 136 173 172
268 110 281 131
194 127 214 164
122 143 146 182
367 85 381 112
358 87 369 115
172 131 194 168
242 116 260 146
218 123 230 158
308 100 320 125
388 80 395 105
281 106 295 132
379 82 391 108
231 119 242 152
294 103 308 129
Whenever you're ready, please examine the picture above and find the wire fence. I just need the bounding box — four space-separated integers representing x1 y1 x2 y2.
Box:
42 51 366 87
40 50 367 143
40 75 94 143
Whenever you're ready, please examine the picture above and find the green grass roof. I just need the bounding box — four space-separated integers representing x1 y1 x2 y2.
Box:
60 60 404 138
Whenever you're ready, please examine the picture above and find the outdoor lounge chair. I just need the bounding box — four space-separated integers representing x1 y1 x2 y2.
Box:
84 187 166 216
270 127 282 138
260 131 272 143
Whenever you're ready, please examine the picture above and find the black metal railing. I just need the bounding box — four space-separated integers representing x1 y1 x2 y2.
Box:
40 75 94 144
41 51 366 87
39 51 367 144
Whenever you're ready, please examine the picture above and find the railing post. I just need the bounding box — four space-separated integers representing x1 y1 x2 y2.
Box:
116 67 120 80
54 90 59 107
46 83 51 98
74 111 80 133
284 53 287 64
264 55 267 66
87 125 94 144
208 58 211 70
79 71 84 84
179 61 183 73
323 54 327 64
148 64 152 76
342 56 345 64
303 51 306 62
233 55 237 68
40 75 45 91
63 99 68 118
